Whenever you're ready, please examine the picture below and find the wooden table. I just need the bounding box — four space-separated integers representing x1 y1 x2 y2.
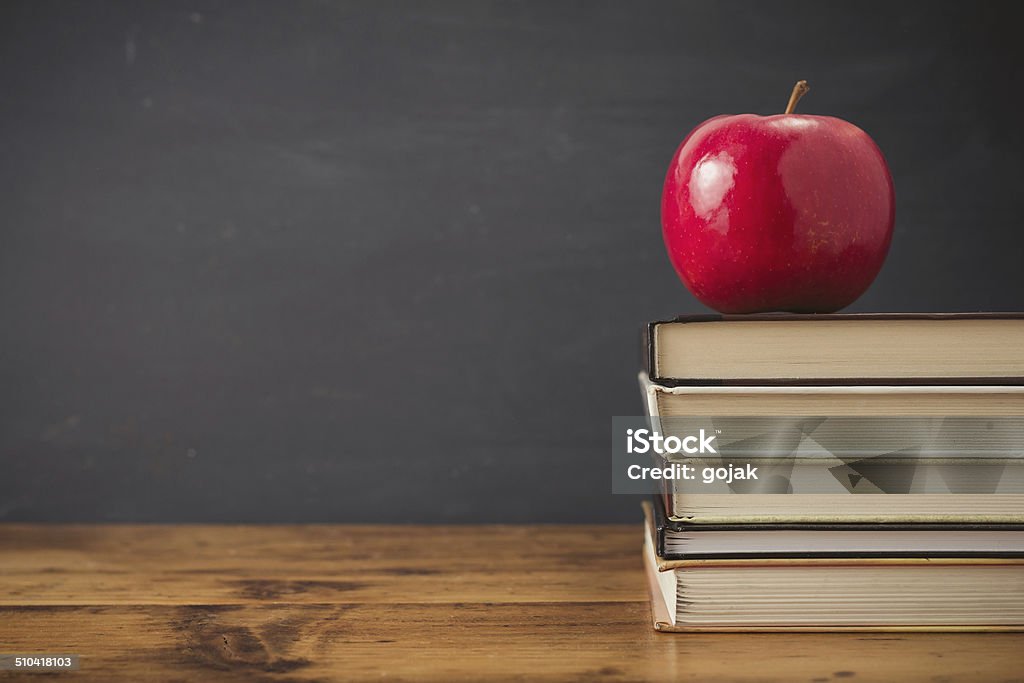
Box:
0 524 1019 681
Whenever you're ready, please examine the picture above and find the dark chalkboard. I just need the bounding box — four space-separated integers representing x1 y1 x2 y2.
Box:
1 0 1023 521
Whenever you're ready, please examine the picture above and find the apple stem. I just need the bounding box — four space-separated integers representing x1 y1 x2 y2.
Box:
784 80 810 114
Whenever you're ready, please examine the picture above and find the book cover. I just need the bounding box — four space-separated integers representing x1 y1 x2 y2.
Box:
643 313 1024 386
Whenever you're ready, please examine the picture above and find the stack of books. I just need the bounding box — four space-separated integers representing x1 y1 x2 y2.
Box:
638 313 1024 631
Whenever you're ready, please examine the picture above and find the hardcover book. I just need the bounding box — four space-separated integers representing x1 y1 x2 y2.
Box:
642 502 1024 632
648 496 1024 559
639 372 1024 523
644 313 1024 385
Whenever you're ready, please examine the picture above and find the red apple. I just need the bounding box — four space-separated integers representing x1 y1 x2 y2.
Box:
661 81 894 314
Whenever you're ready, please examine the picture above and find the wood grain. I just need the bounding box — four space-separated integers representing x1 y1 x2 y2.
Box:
0 524 1021 682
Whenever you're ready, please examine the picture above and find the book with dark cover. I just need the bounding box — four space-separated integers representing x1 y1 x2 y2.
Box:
643 313 1024 386
649 496 1024 560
